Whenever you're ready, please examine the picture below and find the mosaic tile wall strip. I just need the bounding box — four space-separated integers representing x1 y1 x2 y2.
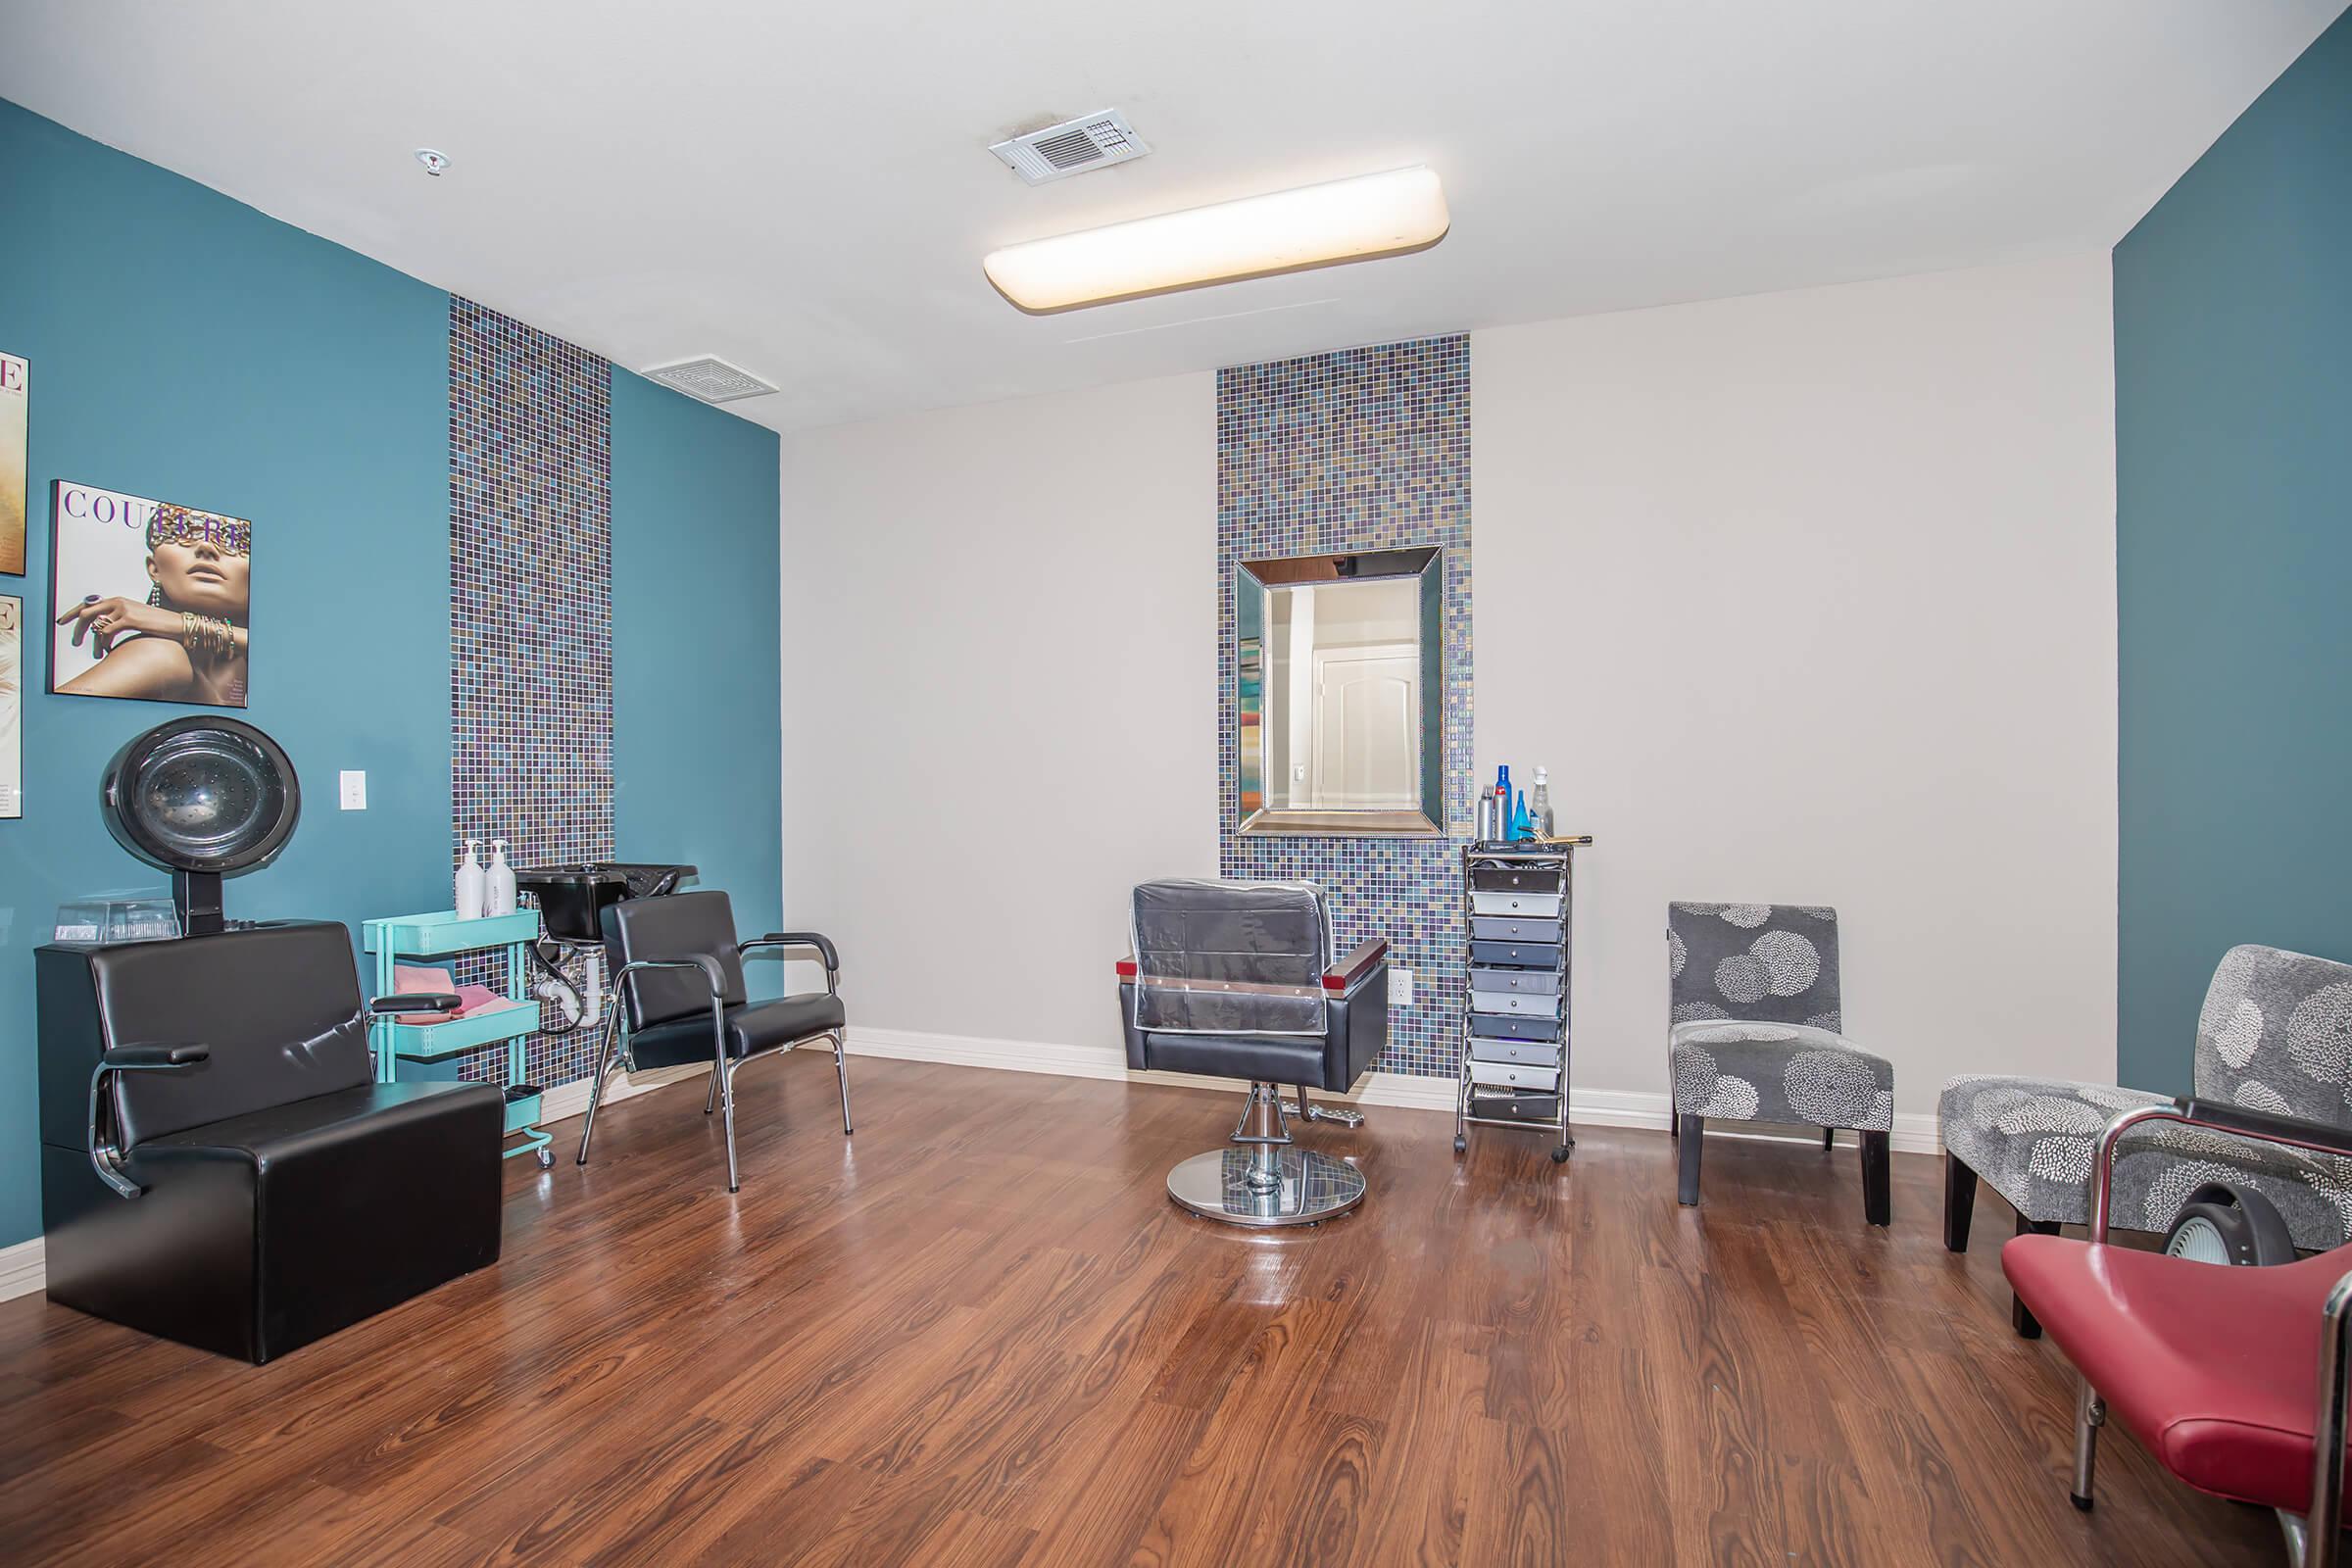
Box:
449 297 614 1090
1216 334 1473 1079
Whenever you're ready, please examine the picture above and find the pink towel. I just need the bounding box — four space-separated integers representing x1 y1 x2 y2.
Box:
392 964 518 1025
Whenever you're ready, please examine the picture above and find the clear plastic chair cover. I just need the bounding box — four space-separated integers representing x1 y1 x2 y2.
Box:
1129 878 1335 1036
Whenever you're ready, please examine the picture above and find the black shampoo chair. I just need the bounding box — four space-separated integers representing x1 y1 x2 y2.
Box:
36 921 504 1363
1116 878 1389 1227
576 890 851 1192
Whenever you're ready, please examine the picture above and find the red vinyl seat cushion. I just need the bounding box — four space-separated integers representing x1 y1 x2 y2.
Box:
2004 1234 2352 1513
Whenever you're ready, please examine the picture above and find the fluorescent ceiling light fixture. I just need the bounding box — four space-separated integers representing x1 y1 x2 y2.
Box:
983 167 1448 314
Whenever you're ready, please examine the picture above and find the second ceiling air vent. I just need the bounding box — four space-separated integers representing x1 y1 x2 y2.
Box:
989 110 1150 185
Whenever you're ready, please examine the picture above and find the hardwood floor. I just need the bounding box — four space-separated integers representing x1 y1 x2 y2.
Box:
0 1054 2280 1566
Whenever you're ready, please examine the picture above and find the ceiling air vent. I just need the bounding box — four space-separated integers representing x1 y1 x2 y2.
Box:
642 357 777 405
989 110 1150 185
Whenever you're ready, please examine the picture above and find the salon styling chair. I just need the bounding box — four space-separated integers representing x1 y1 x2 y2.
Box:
1115 878 1388 1228
36 921 504 1363
575 890 851 1193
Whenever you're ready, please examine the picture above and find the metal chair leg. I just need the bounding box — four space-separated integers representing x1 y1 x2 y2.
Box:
574 1013 623 1166
2071 1380 2105 1510
705 1066 719 1115
720 1056 742 1193
830 1031 853 1135
2279 1510 2310 1568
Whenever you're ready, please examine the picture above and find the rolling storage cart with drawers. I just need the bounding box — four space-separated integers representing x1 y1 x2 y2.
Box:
1455 838 1592 1161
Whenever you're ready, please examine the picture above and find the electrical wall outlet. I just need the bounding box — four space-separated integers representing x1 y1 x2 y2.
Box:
338 770 368 810
1389 967 1414 1006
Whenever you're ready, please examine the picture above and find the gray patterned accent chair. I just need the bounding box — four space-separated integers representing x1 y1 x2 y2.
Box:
1940 944 2352 1336
1667 903 1893 1225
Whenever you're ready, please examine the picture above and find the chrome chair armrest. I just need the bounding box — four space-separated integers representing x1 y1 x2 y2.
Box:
2091 1097 2352 1244
2311 1266 2352 1559
89 1043 211 1200
610 954 728 997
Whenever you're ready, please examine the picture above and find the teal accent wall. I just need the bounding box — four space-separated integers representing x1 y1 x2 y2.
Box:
2115 12 2352 1091
0 99 785 1249
610 368 783 986
0 99 453 1247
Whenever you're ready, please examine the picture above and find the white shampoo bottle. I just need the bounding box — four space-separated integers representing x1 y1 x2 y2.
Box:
486 838 517 917
456 838 486 921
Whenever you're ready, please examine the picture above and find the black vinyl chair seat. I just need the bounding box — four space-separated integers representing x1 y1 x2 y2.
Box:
628 992 848 1070
1135 1031 1327 1085
134 1081 490 1167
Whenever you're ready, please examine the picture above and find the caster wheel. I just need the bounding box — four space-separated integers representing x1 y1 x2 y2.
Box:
536 1149 554 1169
1550 1147 1571 1164
1453 1136 1467 1153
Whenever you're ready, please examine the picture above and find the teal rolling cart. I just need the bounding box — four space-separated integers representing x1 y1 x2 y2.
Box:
362 908 553 1168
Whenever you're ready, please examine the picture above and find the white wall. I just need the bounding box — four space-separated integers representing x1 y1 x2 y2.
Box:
1476 254 2119 1114
779 373 1217 1049
779 255 2120 1122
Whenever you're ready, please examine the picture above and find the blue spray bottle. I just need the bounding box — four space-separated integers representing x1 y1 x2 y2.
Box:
1511 789 1532 841
1494 764 1511 844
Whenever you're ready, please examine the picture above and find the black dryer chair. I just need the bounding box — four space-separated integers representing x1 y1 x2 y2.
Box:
576 889 851 1193
1115 878 1389 1228
35 921 505 1364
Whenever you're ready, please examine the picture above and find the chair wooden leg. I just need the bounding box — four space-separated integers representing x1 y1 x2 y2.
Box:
1943 1153 1978 1251
1677 1114 1703 1205
1860 1130 1890 1227
2013 1213 2062 1337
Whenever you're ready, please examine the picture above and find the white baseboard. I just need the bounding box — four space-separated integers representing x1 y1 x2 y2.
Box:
841 1026 1943 1154
0 1235 45 1303
535 1061 706 1126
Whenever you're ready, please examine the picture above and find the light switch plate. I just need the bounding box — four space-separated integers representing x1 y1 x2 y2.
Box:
339 770 367 810
1389 967 1414 1006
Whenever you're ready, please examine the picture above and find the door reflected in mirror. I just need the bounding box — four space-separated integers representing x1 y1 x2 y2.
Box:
1235 547 1442 836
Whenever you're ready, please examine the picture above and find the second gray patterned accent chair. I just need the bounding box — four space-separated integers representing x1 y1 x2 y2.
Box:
1667 902 1893 1226
1939 944 2352 1337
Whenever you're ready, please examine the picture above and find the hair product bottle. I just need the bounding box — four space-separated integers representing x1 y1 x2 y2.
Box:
1530 767 1553 839
456 839 486 921
486 839 517 917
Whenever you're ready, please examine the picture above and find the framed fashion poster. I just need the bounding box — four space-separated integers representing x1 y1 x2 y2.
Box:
49 480 252 709
0 352 25 576
0 595 22 817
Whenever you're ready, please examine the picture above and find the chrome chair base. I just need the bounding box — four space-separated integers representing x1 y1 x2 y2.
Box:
1166 1148 1366 1228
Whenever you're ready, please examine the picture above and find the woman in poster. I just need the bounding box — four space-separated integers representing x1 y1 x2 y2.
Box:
55 503 250 706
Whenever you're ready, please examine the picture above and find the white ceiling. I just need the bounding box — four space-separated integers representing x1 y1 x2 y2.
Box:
4 1 2340 432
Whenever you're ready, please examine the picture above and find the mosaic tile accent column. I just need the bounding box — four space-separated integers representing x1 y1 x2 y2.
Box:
1217 335 1473 1079
449 297 614 1089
